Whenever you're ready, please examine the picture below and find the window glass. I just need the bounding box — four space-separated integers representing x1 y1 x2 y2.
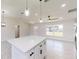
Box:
46 24 63 37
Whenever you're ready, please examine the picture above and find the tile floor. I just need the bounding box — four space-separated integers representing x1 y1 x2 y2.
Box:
1 39 76 59
46 39 76 59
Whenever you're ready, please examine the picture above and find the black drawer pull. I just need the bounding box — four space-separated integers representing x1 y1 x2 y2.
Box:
40 45 42 47
30 52 34 56
40 50 42 54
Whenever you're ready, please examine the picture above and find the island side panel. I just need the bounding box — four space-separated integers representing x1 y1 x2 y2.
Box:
12 46 30 59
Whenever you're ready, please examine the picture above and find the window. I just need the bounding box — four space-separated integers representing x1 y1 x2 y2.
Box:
46 24 63 37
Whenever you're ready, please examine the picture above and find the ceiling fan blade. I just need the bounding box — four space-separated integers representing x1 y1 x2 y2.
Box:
68 8 77 13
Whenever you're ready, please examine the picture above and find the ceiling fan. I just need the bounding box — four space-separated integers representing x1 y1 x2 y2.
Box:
68 8 77 13
48 16 59 20
39 0 49 2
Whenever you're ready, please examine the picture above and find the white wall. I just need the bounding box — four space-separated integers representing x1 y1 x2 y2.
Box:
1 17 30 41
1 17 76 59
1 17 30 59
29 18 76 42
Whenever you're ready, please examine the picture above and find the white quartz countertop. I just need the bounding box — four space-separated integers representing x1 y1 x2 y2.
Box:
8 36 46 53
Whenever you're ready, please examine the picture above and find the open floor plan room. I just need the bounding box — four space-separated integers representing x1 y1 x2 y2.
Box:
1 0 77 59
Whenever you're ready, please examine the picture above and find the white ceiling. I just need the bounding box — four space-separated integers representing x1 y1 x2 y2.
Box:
1 0 77 23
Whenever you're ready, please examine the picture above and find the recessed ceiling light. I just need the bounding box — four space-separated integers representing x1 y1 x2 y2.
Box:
34 26 38 29
59 25 63 29
40 20 43 23
59 17 63 19
29 21 35 24
35 13 38 16
61 4 66 7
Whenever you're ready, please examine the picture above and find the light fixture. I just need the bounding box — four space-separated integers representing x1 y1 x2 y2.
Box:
59 17 63 19
1 10 6 27
59 25 63 29
40 19 43 23
25 8 30 16
34 26 38 29
25 0 30 16
1 22 6 27
39 0 43 23
61 3 66 7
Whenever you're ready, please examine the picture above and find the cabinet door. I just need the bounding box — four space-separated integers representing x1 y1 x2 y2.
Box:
40 41 46 59
35 45 40 59
12 46 28 59
35 41 46 59
42 41 46 56
42 41 46 59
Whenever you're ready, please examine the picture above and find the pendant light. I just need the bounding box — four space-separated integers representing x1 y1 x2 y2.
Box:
25 0 30 16
40 0 43 23
1 10 6 27
25 8 30 16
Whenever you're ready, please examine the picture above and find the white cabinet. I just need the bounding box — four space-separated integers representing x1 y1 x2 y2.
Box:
12 46 29 59
35 41 46 59
8 36 46 59
11 40 46 59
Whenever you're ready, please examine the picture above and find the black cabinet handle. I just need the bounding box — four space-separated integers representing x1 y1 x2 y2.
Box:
40 50 42 54
30 52 34 56
40 45 42 47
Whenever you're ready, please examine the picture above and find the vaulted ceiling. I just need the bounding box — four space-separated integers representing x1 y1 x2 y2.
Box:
1 0 77 23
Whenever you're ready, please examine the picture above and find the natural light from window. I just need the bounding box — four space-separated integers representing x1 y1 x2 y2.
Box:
46 24 63 37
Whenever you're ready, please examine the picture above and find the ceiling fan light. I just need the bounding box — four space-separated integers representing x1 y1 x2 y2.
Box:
40 20 43 23
1 22 6 27
61 3 66 7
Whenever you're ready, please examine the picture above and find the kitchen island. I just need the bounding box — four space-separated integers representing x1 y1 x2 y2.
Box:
8 36 46 59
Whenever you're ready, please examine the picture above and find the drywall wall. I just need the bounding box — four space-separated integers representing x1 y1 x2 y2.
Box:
29 18 76 42
1 17 30 59
1 17 30 41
